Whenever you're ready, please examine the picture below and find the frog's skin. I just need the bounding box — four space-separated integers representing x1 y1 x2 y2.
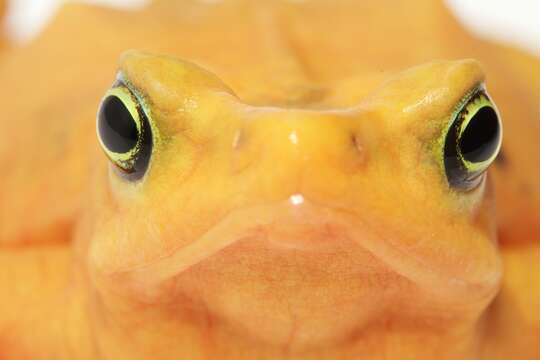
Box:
0 1 539 359
0 0 6 50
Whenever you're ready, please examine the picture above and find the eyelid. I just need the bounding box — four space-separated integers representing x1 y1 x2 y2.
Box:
452 83 486 117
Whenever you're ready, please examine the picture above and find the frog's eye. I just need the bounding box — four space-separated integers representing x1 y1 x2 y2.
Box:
443 88 502 191
97 84 153 181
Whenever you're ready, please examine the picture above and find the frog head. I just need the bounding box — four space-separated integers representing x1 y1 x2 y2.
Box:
88 51 502 354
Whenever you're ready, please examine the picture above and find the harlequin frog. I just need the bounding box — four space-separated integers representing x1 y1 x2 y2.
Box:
0 0 539 359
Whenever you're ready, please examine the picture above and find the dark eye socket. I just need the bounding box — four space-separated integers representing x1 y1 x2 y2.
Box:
97 84 153 181
444 89 502 191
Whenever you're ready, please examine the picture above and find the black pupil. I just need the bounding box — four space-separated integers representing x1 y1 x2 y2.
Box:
459 106 500 163
98 95 139 153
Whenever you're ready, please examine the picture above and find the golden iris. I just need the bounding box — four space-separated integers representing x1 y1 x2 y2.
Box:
443 87 502 191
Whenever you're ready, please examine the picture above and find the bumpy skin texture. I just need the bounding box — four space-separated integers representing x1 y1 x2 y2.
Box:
0 1 539 359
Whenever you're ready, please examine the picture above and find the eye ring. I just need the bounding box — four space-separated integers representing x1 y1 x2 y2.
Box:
443 86 502 191
97 82 153 181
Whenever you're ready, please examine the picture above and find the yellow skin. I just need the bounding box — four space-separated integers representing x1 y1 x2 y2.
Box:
0 0 539 359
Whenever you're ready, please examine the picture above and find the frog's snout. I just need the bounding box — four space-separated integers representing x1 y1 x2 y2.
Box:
230 110 368 200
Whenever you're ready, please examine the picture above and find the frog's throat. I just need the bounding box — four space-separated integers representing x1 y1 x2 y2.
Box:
109 194 501 304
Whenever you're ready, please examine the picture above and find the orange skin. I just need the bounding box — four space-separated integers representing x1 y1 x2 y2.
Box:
0 1 539 359
0 0 6 50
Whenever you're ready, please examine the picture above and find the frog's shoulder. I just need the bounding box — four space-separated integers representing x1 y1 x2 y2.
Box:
0 0 6 50
0 3 119 246
485 43 540 247
493 44 540 103
0 1 5 26
484 44 540 352
0 1 4 26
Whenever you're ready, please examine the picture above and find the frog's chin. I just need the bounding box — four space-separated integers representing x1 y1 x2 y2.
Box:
100 193 501 349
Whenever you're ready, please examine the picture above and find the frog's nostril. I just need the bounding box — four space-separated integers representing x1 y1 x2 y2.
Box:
351 133 362 152
351 133 367 164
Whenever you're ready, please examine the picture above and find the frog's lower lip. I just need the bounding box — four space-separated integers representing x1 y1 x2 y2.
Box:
121 194 501 304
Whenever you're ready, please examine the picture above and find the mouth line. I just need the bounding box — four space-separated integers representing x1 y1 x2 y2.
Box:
106 195 501 304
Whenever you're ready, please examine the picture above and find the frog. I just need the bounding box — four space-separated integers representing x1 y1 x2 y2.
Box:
0 0 539 359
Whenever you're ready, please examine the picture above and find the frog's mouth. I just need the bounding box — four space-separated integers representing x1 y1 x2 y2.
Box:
98 193 501 349
116 193 501 306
